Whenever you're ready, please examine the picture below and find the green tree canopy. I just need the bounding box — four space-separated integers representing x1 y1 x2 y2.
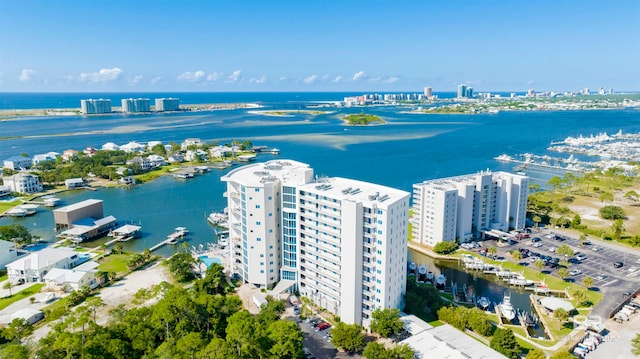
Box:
600 205 625 220
489 328 520 359
370 308 404 338
553 308 569 322
330 322 365 353
433 241 458 254
526 348 546 359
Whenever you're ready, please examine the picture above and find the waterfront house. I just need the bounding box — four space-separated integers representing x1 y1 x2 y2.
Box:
6 247 81 283
2 173 43 194
53 199 117 242
101 142 120 151
120 141 145 154
167 154 184 163
0 185 11 197
0 239 22 269
3 155 32 170
210 145 234 158
44 260 99 292
147 154 166 168
119 175 135 186
32 152 59 166
127 156 152 171
83 147 98 157
65 178 87 189
181 138 202 150
62 149 78 162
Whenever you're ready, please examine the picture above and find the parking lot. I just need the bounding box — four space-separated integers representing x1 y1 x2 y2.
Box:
482 227 640 318
298 316 338 359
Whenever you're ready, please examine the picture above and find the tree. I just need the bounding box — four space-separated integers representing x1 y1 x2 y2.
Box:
488 246 498 258
0 224 34 245
532 215 542 228
3 281 14 296
114 243 123 254
612 219 625 241
510 250 522 262
553 308 569 322
632 333 640 356
363 342 387 359
84 296 105 322
433 241 458 254
571 214 582 229
151 143 167 156
548 176 563 196
526 348 546 359
5 318 34 342
489 328 520 359
571 289 588 306
556 245 574 258
557 268 569 280
267 320 304 359
167 252 196 282
0 344 29 359
599 191 614 204
624 190 639 201
599 205 625 220
370 308 404 338
582 276 594 289
389 344 416 359
331 322 365 353
534 259 545 271
225 310 260 358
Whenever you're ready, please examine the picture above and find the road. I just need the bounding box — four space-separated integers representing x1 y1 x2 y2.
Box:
483 227 640 318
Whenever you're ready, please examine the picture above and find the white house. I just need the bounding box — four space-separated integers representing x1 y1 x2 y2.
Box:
3 156 32 170
2 173 43 194
147 154 166 168
181 138 202 150
167 154 184 163
101 142 120 151
6 247 82 284
209 145 234 158
120 141 146 154
65 178 87 189
44 260 99 292
0 239 22 269
127 157 152 171
32 152 59 165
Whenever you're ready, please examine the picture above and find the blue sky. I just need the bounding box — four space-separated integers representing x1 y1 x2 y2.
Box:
1 0 638 92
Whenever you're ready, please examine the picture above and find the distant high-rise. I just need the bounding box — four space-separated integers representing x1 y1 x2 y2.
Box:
80 99 112 115
155 98 180 112
465 87 473 98
527 89 535 97
423 87 433 98
457 84 467 99
122 98 150 113
582 87 590 95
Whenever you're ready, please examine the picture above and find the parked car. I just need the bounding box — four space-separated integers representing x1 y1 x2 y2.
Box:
575 253 587 261
614 261 624 268
316 322 331 331
531 237 541 243
592 245 603 252
569 269 582 276
293 305 300 315
548 246 557 252
533 242 543 248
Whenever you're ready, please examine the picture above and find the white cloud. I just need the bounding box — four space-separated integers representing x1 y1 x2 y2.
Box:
303 74 319 84
250 76 267 84
150 76 163 85
352 71 365 80
226 70 242 83
207 72 223 81
177 70 206 82
19 69 36 82
279 76 288 81
130 75 143 85
79 67 123 83
332 76 343 83
383 76 399 83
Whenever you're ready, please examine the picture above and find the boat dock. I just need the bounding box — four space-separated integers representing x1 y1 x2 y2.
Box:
149 227 189 252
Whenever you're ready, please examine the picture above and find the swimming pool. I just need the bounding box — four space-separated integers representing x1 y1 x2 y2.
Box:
199 256 222 268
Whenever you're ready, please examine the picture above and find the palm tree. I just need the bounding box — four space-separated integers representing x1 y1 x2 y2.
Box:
582 276 594 289
510 250 522 262
488 246 497 259
3 281 13 297
558 268 569 280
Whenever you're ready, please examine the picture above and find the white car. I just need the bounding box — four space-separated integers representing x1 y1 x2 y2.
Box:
569 269 582 276
533 242 543 248
548 247 557 252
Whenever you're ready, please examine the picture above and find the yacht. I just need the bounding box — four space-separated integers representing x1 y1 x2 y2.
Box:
426 271 434 283
477 296 490 309
435 274 446 290
408 262 417 275
417 264 427 282
500 294 516 322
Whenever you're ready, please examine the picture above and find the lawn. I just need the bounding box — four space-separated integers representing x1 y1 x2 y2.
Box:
97 253 131 274
0 283 45 310
0 199 21 213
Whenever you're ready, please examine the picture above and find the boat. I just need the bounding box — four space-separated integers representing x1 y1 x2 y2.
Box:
499 294 516 322
5 204 38 217
207 211 229 227
417 264 427 282
494 154 513 162
478 296 490 309
408 262 417 275
167 227 189 244
435 274 446 290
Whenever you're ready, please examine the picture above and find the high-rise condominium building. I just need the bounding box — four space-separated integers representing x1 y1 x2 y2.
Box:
80 99 112 114
121 98 150 113
412 171 528 246
457 84 467 99
423 87 433 98
222 160 410 327
154 98 180 112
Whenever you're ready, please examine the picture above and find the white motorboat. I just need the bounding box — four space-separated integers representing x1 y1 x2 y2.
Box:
478 296 490 309
435 274 446 290
500 294 516 321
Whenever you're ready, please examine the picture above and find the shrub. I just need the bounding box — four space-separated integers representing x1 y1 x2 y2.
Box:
434 241 458 254
599 205 626 220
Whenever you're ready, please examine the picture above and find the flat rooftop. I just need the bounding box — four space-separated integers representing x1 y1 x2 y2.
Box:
54 199 102 213
222 159 312 186
298 177 409 208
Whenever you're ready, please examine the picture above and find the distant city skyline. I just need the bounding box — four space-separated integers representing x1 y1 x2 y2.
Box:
1 0 639 92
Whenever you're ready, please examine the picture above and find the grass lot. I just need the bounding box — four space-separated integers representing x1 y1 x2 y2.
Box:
0 199 22 213
428 320 445 327
97 253 131 274
0 283 45 310
0 274 7 283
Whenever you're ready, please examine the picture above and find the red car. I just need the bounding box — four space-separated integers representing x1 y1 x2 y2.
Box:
316 322 331 331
